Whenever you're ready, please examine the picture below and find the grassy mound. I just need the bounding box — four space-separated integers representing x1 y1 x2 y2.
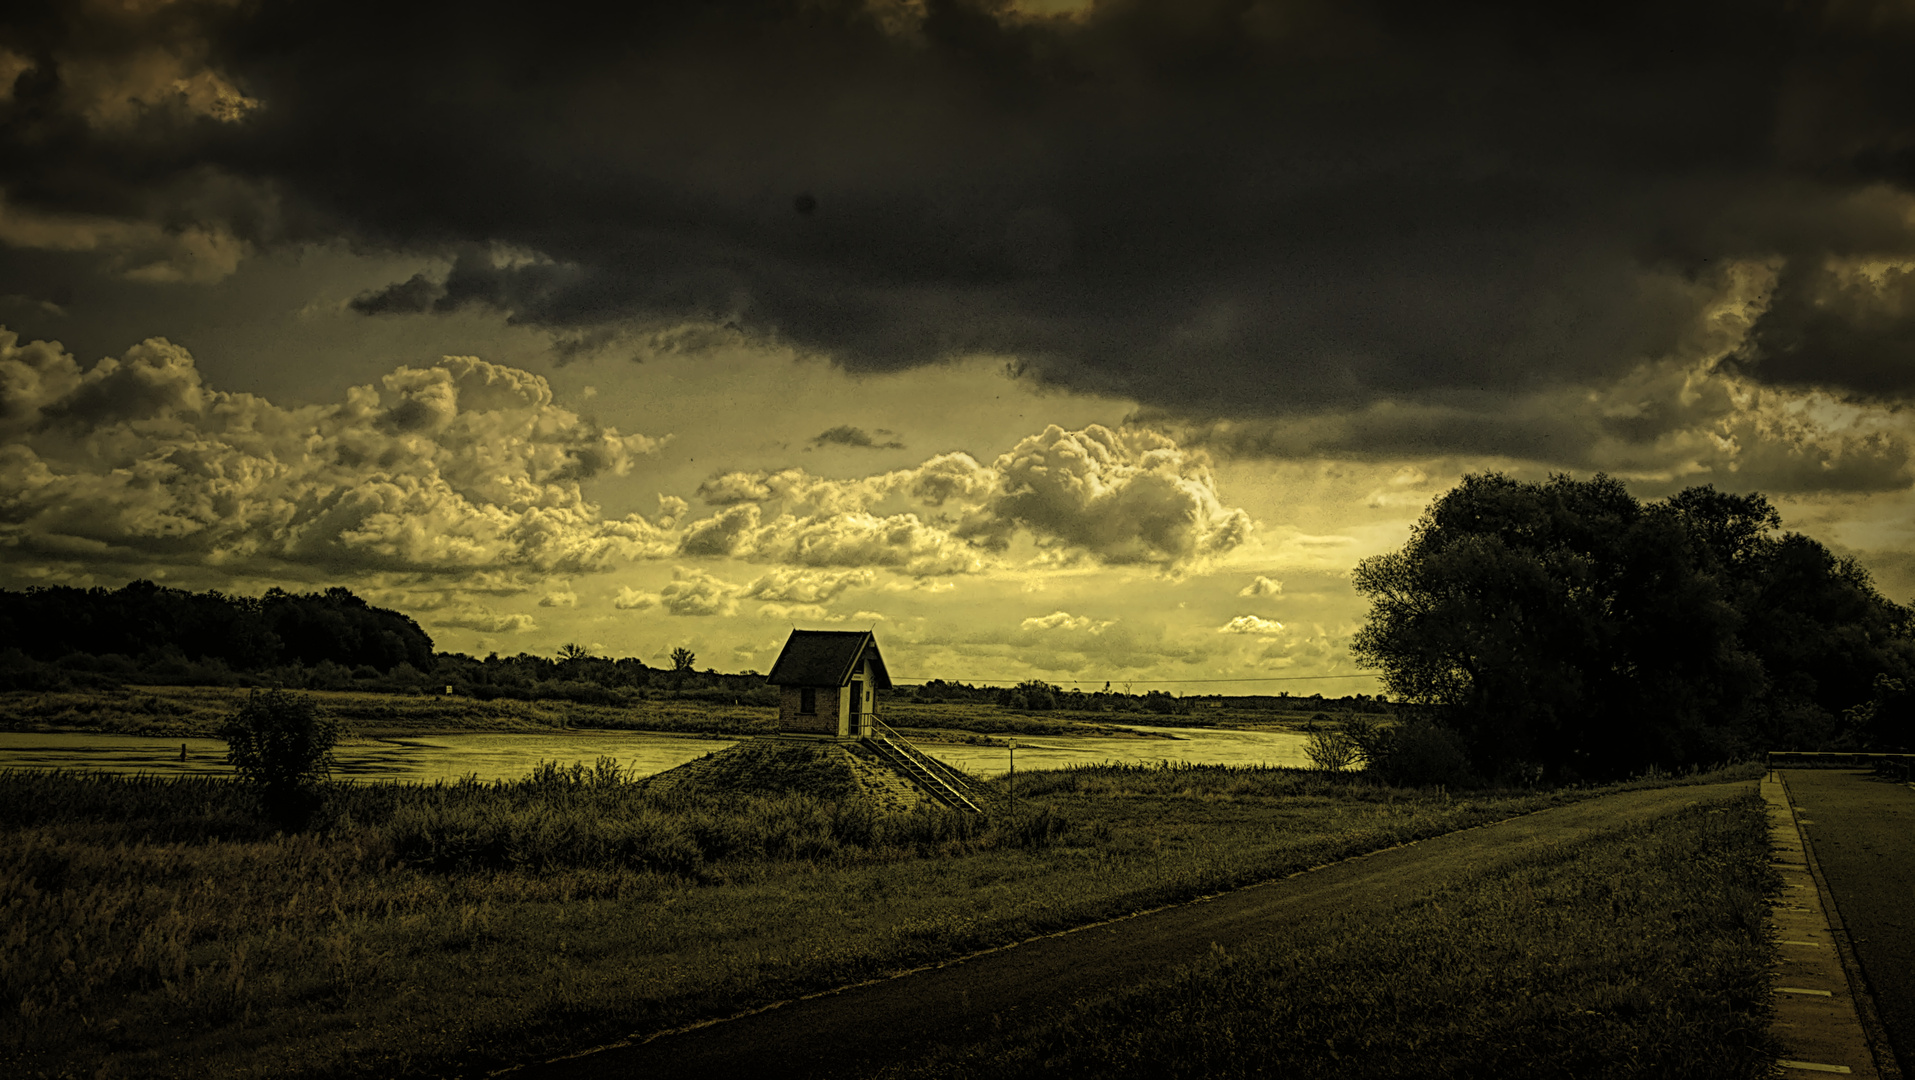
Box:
647 738 862 800
649 737 938 811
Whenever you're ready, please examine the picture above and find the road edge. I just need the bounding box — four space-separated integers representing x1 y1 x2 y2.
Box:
1766 771 1894 1079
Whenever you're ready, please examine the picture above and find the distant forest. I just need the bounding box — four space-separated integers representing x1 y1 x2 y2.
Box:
0 581 768 706
0 582 433 676
0 581 1380 714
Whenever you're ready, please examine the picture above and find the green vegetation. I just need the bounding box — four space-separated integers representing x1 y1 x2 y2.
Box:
0 581 434 681
217 690 341 829
887 792 1779 1079
1356 474 1915 780
0 685 781 738
0 687 1213 742
0 759 1761 1079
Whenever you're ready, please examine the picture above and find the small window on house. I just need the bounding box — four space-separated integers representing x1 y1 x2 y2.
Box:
799 687 817 714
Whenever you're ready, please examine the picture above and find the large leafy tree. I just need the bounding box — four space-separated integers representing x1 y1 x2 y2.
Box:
1353 473 1912 781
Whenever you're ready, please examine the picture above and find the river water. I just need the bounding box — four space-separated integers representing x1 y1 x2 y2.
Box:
0 723 1312 783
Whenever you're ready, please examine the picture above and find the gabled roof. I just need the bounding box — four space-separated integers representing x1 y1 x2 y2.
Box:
765 630 892 689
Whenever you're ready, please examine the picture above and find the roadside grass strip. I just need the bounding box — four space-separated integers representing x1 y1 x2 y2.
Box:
881 793 1782 1080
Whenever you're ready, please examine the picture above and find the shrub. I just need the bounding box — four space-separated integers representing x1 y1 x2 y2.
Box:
216 689 340 829
1304 728 1358 771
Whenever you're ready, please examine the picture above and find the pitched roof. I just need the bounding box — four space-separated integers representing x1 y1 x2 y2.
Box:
765 630 892 689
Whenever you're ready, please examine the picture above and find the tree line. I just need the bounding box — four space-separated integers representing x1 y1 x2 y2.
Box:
0 580 770 704
0 581 433 680
1353 474 1914 783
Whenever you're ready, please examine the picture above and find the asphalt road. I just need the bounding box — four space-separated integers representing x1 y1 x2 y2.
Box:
1784 769 1915 1076
506 780 1751 1080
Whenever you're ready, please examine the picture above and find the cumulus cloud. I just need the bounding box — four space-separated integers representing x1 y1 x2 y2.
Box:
740 567 875 604
436 607 537 634
1019 610 1112 634
678 504 761 557
538 590 577 608
757 602 843 623
0 330 1258 604
0 330 673 580
908 452 997 507
1219 615 1284 635
613 568 743 617
610 585 655 611
1238 576 1283 598
764 511 985 577
970 425 1252 566
653 567 741 617
696 472 775 506
691 424 1254 573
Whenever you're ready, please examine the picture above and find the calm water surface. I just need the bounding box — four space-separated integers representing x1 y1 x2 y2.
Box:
0 722 1312 782
0 731 740 783
927 722 1313 776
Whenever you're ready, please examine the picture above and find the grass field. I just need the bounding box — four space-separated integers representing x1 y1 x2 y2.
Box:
0 753 1769 1080
885 792 1780 1079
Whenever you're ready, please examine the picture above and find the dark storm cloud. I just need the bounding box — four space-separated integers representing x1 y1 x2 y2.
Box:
6 0 1915 415
1735 257 1915 395
810 424 905 450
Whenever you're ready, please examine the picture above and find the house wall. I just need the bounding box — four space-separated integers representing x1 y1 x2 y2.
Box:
779 685 838 734
859 659 876 737
842 666 880 739
770 643 884 738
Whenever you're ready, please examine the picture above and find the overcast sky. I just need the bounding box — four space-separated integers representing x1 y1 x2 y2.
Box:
2 0 1912 689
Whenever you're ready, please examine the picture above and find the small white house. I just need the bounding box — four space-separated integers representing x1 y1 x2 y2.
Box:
765 629 892 739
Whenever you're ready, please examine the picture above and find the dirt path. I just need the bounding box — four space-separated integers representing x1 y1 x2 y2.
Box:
1783 769 1915 1077
502 780 1752 1080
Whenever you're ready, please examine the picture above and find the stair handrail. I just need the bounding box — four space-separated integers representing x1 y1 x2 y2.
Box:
869 715 985 814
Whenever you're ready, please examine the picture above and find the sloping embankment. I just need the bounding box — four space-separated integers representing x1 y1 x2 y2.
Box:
644 736 937 813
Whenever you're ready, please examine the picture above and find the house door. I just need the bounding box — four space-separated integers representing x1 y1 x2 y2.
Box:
848 678 862 734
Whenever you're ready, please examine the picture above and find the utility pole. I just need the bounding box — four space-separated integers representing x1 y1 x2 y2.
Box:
1008 740 1016 821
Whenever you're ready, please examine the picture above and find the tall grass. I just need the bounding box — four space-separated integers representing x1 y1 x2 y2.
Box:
0 761 1760 1080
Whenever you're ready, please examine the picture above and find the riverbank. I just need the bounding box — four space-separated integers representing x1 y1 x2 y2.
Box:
0 685 773 739
0 687 1188 743
1 759 1765 1079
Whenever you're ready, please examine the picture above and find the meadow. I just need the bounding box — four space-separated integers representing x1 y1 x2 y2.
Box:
0 744 1771 1080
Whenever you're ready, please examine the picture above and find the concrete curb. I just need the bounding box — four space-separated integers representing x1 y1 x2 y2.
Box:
1763 773 1890 1078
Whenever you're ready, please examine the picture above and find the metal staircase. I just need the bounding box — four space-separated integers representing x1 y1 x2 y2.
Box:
865 716 1000 815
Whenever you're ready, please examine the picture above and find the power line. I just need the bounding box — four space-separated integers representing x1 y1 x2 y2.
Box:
892 672 1383 687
